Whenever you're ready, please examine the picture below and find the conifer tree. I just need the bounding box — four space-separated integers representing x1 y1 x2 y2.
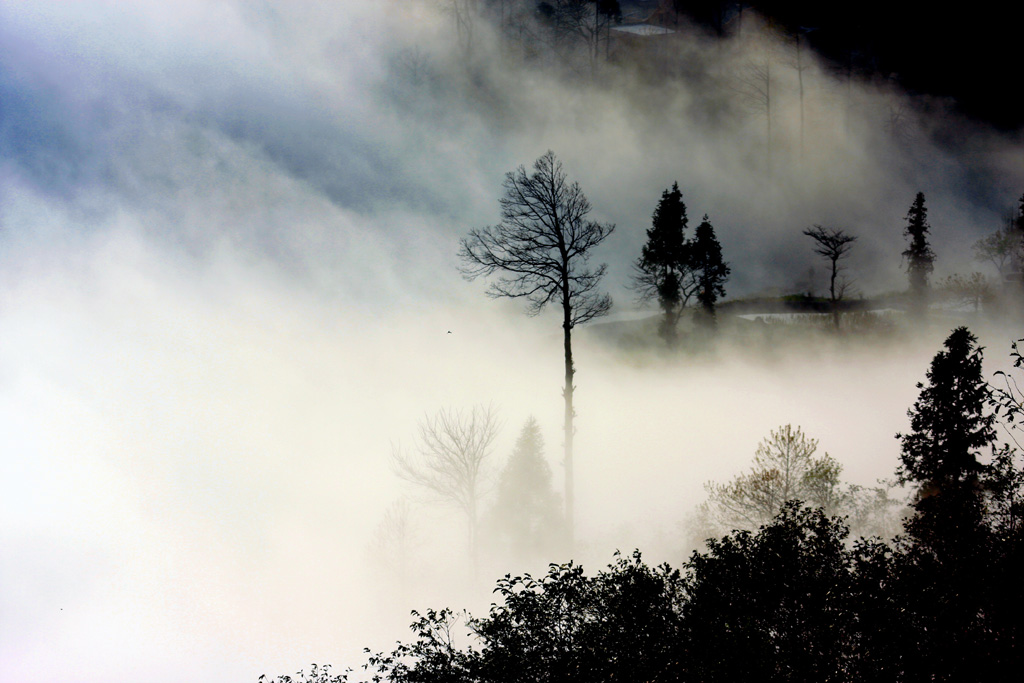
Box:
490 417 563 557
691 214 730 329
632 182 689 344
897 326 995 495
895 326 998 679
902 192 936 317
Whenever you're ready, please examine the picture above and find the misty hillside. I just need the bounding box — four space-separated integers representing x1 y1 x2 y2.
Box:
2 2 1023 682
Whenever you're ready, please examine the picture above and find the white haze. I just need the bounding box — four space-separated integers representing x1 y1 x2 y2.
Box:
1 1 1022 681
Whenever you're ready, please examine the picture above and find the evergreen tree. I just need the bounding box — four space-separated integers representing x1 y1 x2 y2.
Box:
632 182 689 344
902 192 936 317
897 327 995 495
489 417 563 558
895 327 998 679
691 214 729 329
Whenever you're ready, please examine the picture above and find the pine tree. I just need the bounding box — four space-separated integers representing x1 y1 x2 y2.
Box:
632 182 689 344
897 327 995 494
691 214 730 329
902 192 936 317
489 417 563 558
894 326 998 678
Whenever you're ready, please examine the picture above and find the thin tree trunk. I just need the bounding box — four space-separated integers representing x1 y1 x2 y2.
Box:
469 497 479 582
796 35 805 165
563 300 575 550
830 258 839 329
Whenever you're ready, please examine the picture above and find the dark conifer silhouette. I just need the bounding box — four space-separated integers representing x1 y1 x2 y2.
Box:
897 327 995 493
902 192 936 317
459 151 614 547
691 214 729 329
895 327 998 679
632 182 690 344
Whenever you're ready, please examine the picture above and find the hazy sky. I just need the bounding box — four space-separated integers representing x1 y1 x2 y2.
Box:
2 2 1023 681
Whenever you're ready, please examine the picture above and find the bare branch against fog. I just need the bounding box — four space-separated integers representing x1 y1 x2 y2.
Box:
392 404 500 576
803 225 857 329
459 150 613 548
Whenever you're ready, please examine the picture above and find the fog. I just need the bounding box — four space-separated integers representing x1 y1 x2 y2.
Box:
2 2 1023 681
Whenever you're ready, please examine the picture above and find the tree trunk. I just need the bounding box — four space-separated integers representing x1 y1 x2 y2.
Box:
830 258 839 329
796 35 805 166
563 300 575 550
469 496 479 583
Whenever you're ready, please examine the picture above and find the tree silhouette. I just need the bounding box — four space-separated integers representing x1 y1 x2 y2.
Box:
897 327 995 493
803 225 857 329
902 192 936 318
894 327 999 679
632 182 690 344
691 214 730 330
460 151 614 547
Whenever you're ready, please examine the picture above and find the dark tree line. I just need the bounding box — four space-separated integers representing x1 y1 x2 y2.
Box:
267 326 1024 682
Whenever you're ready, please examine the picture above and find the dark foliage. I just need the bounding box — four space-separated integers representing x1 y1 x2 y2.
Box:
691 214 729 328
275 329 1024 683
897 327 994 491
901 192 936 316
632 182 690 344
681 503 857 681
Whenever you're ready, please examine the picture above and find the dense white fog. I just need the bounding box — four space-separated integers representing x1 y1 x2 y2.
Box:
2 2 1023 681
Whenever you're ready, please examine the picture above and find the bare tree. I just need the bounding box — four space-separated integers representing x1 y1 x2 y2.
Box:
459 151 614 547
803 225 857 329
392 405 500 577
732 24 784 176
938 272 993 313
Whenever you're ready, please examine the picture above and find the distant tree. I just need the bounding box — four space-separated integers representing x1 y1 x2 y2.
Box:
632 182 691 344
532 1 619 72
973 223 1019 277
901 192 936 317
489 417 564 557
392 405 500 577
973 194 1024 290
802 225 857 329
437 0 482 59
691 214 730 330
937 272 992 313
460 151 614 547
702 424 847 533
369 498 418 602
